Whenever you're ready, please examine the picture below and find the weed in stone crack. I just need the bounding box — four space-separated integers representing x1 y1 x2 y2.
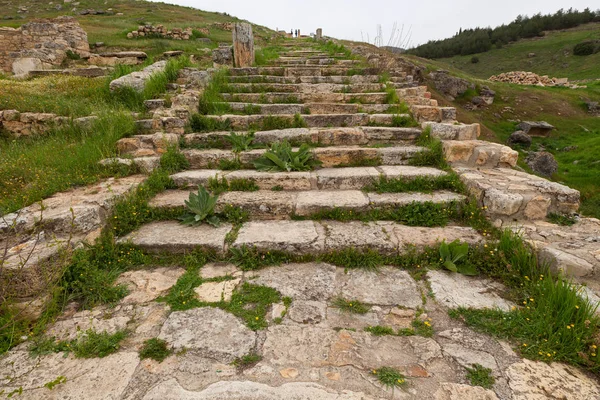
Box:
547 212 577 226
30 330 127 359
411 318 434 337
139 338 172 362
372 367 407 389
321 248 383 271
224 283 281 330
271 185 284 191
222 204 249 225
363 174 464 194
228 245 294 271
364 326 395 336
232 353 263 369
217 158 243 171
189 114 232 132
207 177 259 195
197 69 230 115
158 146 190 174
409 139 448 169
332 297 370 314
465 364 495 389
227 132 255 153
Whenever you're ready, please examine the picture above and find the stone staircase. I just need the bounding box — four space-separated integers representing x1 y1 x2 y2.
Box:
2 41 599 400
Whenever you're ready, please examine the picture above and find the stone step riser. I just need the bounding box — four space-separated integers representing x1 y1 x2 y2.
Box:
181 146 425 169
227 67 381 77
122 220 483 256
184 127 422 149
222 83 385 94
221 92 388 104
226 75 387 84
149 190 466 220
219 102 398 115
171 166 447 191
204 113 410 130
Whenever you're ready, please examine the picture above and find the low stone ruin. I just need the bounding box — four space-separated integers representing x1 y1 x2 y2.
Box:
88 51 147 66
109 60 166 92
0 16 90 75
489 71 569 87
0 110 97 137
126 24 196 40
428 70 474 100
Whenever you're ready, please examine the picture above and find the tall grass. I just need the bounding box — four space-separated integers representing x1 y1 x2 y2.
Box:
0 113 136 213
198 69 231 115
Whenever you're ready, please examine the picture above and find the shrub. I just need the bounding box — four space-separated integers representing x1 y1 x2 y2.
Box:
573 41 596 56
471 56 480 64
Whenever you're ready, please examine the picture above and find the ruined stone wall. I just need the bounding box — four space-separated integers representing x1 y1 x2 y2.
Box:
0 16 89 74
127 24 195 40
0 110 96 137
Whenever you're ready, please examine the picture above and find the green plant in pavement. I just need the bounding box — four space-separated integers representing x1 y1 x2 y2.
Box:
180 187 220 227
253 141 321 172
439 240 476 275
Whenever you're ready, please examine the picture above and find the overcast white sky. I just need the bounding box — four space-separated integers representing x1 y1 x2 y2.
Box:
150 0 598 47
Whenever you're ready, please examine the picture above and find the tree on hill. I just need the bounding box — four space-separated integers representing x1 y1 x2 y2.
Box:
408 8 599 59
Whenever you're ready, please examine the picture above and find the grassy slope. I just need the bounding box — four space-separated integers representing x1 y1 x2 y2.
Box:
402 41 600 218
0 0 276 58
438 22 600 81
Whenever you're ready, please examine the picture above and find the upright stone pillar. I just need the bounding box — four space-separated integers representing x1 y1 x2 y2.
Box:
316 28 323 41
232 23 255 68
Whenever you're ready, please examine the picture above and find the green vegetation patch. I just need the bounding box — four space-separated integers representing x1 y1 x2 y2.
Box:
139 338 172 362
466 364 495 389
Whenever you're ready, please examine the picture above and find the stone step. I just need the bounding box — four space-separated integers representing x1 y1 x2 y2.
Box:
226 75 384 84
222 83 385 94
227 66 380 77
412 105 457 123
122 220 483 255
443 140 518 169
149 189 466 219
183 127 422 149
455 167 580 222
219 102 399 115
272 58 337 66
170 166 448 191
181 145 425 169
423 122 480 141
221 92 388 104
202 113 410 130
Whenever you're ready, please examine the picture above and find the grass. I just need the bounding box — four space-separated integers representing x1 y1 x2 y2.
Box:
0 113 137 214
207 177 260 195
232 353 262 369
30 329 127 359
465 364 495 389
547 212 577 226
198 69 231 115
331 297 370 314
363 174 464 194
364 326 396 336
372 367 407 389
189 114 232 132
139 338 172 362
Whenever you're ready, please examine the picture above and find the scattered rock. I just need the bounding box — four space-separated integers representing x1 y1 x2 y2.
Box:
526 151 558 177
429 70 475 100
490 71 569 87
507 131 532 147
213 45 233 67
109 60 166 92
517 121 554 137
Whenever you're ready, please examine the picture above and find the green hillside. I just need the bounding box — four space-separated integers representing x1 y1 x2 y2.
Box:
437 23 600 81
0 0 277 58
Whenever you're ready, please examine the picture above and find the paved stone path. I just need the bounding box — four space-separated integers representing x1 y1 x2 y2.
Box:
2 40 600 399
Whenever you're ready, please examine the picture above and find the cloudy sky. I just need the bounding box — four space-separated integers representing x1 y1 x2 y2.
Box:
150 0 598 47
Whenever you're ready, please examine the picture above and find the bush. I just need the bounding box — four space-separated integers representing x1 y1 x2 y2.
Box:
471 56 480 64
573 41 596 56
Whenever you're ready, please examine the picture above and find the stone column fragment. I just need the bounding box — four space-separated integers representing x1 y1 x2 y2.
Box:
232 23 255 68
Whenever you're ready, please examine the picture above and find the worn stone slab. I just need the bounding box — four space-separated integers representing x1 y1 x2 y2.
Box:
194 279 240 302
158 308 255 362
233 221 324 253
295 190 369 215
316 167 380 189
0 351 139 400
336 267 422 307
428 270 513 311
142 379 377 400
247 263 337 301
122 221 232 253
201 262 241 279
393 225 483 248
367 191 466 207
226 170 314 190
443 140 518 168
288 300 328 324
378 165 448 179
116 267 185 303
506 359 600 400
423 122 480 141
322 221 397 253
434 383 499 400
170 170 226 188
110 60 166 92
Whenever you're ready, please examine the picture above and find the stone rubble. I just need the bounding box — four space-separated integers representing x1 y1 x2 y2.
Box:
489 71 570 87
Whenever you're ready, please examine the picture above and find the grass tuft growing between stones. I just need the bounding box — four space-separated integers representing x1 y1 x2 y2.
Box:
198 69 231 115
363 174 464 194
232 353 263 369
409 127 448 169
372 367 407 389
189 114 232 132
331 297 370 314
547 212 577 226
139 338 172 363
465 364 495 389
207 176 260 195
30 329 127 359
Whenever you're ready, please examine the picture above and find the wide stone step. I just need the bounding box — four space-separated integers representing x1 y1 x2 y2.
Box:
226 75 383 84
423 122 480 141
122 220 483 254
203 113 409 130
170 166 448 191
227 66 380 77
222 83 385 94
150 189 466 219
184 127 422 149
220 92 388 104
455 167 580 221
272 58 336 66
181 145 425 169
219 102 398 115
